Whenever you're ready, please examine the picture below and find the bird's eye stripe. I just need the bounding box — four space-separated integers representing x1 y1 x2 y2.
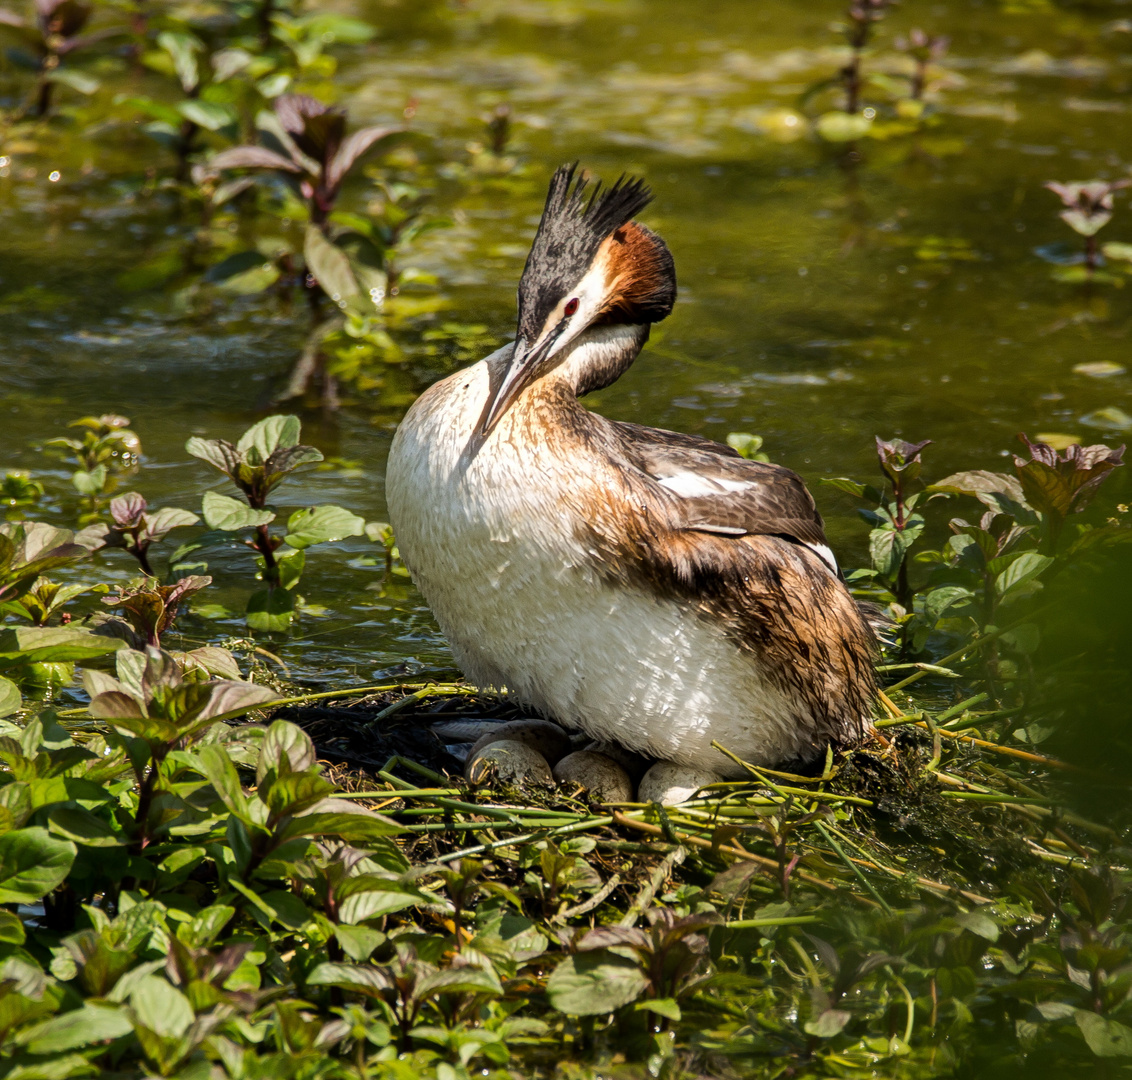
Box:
564 297 579 316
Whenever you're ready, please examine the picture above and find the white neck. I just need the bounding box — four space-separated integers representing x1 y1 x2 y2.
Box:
550 323 650 398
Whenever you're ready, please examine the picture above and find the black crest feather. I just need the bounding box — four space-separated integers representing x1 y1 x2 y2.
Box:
517 163 655 342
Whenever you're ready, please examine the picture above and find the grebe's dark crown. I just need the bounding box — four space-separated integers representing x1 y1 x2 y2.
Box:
517 163 654 342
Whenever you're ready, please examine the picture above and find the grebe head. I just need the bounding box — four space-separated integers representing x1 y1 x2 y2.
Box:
476 163 676 437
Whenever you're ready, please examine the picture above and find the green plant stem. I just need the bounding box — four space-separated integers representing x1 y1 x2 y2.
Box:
814 821 893 914
885 605 1054 693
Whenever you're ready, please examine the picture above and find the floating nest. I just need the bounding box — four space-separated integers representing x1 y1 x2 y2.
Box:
268 683 1091 910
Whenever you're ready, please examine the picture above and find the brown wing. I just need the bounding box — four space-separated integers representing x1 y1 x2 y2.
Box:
609 420 836 572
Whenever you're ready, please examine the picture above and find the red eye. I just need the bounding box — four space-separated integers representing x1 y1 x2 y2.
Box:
564 297 579 316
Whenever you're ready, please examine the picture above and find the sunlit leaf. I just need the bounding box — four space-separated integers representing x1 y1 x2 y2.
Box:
17 1003 133 1054
544 950 649 1015
284 504 366 549
326 124 402 193
237 415 302 460
201 491 275 532
0 827 76 903
0 677 19 718
1078 1012 1132 1057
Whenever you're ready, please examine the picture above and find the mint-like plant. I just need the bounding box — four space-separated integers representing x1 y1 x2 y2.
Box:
0 0 120 115
79 492 199 578
185 415 365 631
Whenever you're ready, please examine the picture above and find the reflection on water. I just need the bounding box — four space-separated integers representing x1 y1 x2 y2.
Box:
1 0 1131 695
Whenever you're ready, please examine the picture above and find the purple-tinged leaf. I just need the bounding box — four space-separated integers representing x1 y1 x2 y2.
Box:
875 436 931 484
209 146 303 174
326 125 402 193
274 95 346 163
89 690 147 720
257 719 316 783
140 507 199 544
186 437 242 477
195 680 280 722
1013 434 1125 519
110 492 146 529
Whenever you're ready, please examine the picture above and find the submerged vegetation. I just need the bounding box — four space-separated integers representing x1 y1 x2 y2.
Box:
1 0 1132 1077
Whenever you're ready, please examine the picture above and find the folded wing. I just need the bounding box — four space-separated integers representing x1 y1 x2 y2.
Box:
610 420 838 574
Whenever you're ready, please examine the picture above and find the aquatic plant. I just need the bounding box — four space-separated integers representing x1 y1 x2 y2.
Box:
1046 179 1131 277
840 0 895 115
184 414 366 630
827 432 1125 668
0 0 120 115
0 425 1123 1077
122 30 241 181
79 491 199 577
206 94 404 401
41 414 141 522
895 28 949 101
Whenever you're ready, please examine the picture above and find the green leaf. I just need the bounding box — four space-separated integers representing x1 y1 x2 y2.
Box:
304 225 362 308
246 588 294 632
237 415 302 460
805 1008 852 1037
18 1003 133 1053
201 491 275 532
177 99 235 131
868 526 910 580
257 889 313 929
334 924 385 961
0 909 25 944
257 719 317 782
637 997 681 1021
130 975 194 1039
417 966 503 999
725 432 765 461
185 437 240 477
204 251 264 284
306 961 391 998
953 910 999 941
284 504 366 549
156 30 200 93
47 807 125 848
278 805 401 844
1077 1011 1132 1057
276 547 304 590
816 111 872 141
0 677 19 718
924 585 974 623
71 466 107 496
47 68 99 95
264 772 336 816
0 827 76 903
336 877 425 924
995 552 1053 598
544 950 649 1015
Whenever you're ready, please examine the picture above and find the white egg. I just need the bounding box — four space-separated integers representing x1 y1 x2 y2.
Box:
465 739 554 787
553 750 634 803
637 762 723 806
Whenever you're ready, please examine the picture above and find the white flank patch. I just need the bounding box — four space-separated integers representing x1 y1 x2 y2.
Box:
656 471 757 498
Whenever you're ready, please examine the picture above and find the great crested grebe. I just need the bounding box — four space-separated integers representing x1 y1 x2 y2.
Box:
386 164 876 776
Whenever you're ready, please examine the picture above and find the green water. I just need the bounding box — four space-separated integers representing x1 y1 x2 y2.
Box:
2 0 1131 693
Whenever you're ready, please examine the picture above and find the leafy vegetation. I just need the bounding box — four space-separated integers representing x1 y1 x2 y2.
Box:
1 0 1132 1075
0 413 1123 1079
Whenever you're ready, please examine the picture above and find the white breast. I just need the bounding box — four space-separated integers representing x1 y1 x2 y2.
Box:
385 353 817 774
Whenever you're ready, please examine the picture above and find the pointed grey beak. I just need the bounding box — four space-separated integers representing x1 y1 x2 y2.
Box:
474 323 567 438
